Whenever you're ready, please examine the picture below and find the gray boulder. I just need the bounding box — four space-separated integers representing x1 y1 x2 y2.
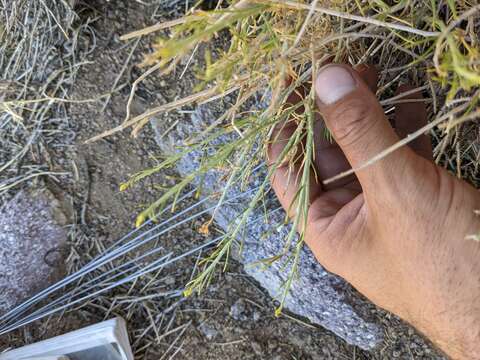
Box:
0 189 68 313
151 100 382 350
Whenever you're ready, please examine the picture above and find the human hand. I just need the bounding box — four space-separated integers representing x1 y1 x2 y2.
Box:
268 64 480 359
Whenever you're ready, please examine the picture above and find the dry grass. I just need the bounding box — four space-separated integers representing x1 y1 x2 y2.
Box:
0 0 81 198
0 2 194 356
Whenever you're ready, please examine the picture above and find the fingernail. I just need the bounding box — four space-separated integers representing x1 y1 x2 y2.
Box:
315 65 357 105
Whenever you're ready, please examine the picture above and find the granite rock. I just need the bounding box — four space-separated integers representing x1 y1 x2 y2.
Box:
0 189 68 313
151 100 382 350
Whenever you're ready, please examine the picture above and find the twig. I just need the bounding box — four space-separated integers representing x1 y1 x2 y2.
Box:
101 38 141 112
379 85 429 106
323 104 479 185
123 57 182 124
261 0 440 37
120 18 197 41
284 0 319 56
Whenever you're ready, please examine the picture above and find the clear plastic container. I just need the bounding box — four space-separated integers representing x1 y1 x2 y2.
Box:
0 318 133 360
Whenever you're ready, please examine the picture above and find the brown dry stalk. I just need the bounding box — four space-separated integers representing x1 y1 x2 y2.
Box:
120 18 193 40
256 0 440 37
85 75 250 143
323 103 480 185
379 85 429 106
85 87 219 143
121 0 252 42
124 57 183 124
187 82 266 144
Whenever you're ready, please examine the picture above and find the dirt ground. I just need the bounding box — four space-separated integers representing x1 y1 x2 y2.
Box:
1 1 444 359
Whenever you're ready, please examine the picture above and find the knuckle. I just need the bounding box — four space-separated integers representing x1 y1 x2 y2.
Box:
328 98 379 147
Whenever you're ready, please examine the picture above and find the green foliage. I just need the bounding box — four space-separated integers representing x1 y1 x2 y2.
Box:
114 0 480 314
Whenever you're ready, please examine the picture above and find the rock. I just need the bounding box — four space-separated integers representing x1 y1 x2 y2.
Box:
151 100 382 350
230 299 248 321
0 188 68 313
198 322 218 340
252 309 261 322
251 341 263 356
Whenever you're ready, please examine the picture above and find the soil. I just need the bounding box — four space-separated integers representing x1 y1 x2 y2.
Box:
0 1 444 359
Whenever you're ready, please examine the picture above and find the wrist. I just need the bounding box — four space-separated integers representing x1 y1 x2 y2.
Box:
429 319 480 360
412 201 480 359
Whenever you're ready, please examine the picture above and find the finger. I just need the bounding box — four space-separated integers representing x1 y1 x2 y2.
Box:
313 119 362 193
268 118 303 215
268 83 307 170
354 64 378 93
302 180 365 277
313 64 378 190
314 64 413 190
268 118 322 218
313 119 350 180
394 84 433 160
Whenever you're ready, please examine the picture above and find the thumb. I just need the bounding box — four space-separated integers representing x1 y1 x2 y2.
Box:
314 64 411 188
